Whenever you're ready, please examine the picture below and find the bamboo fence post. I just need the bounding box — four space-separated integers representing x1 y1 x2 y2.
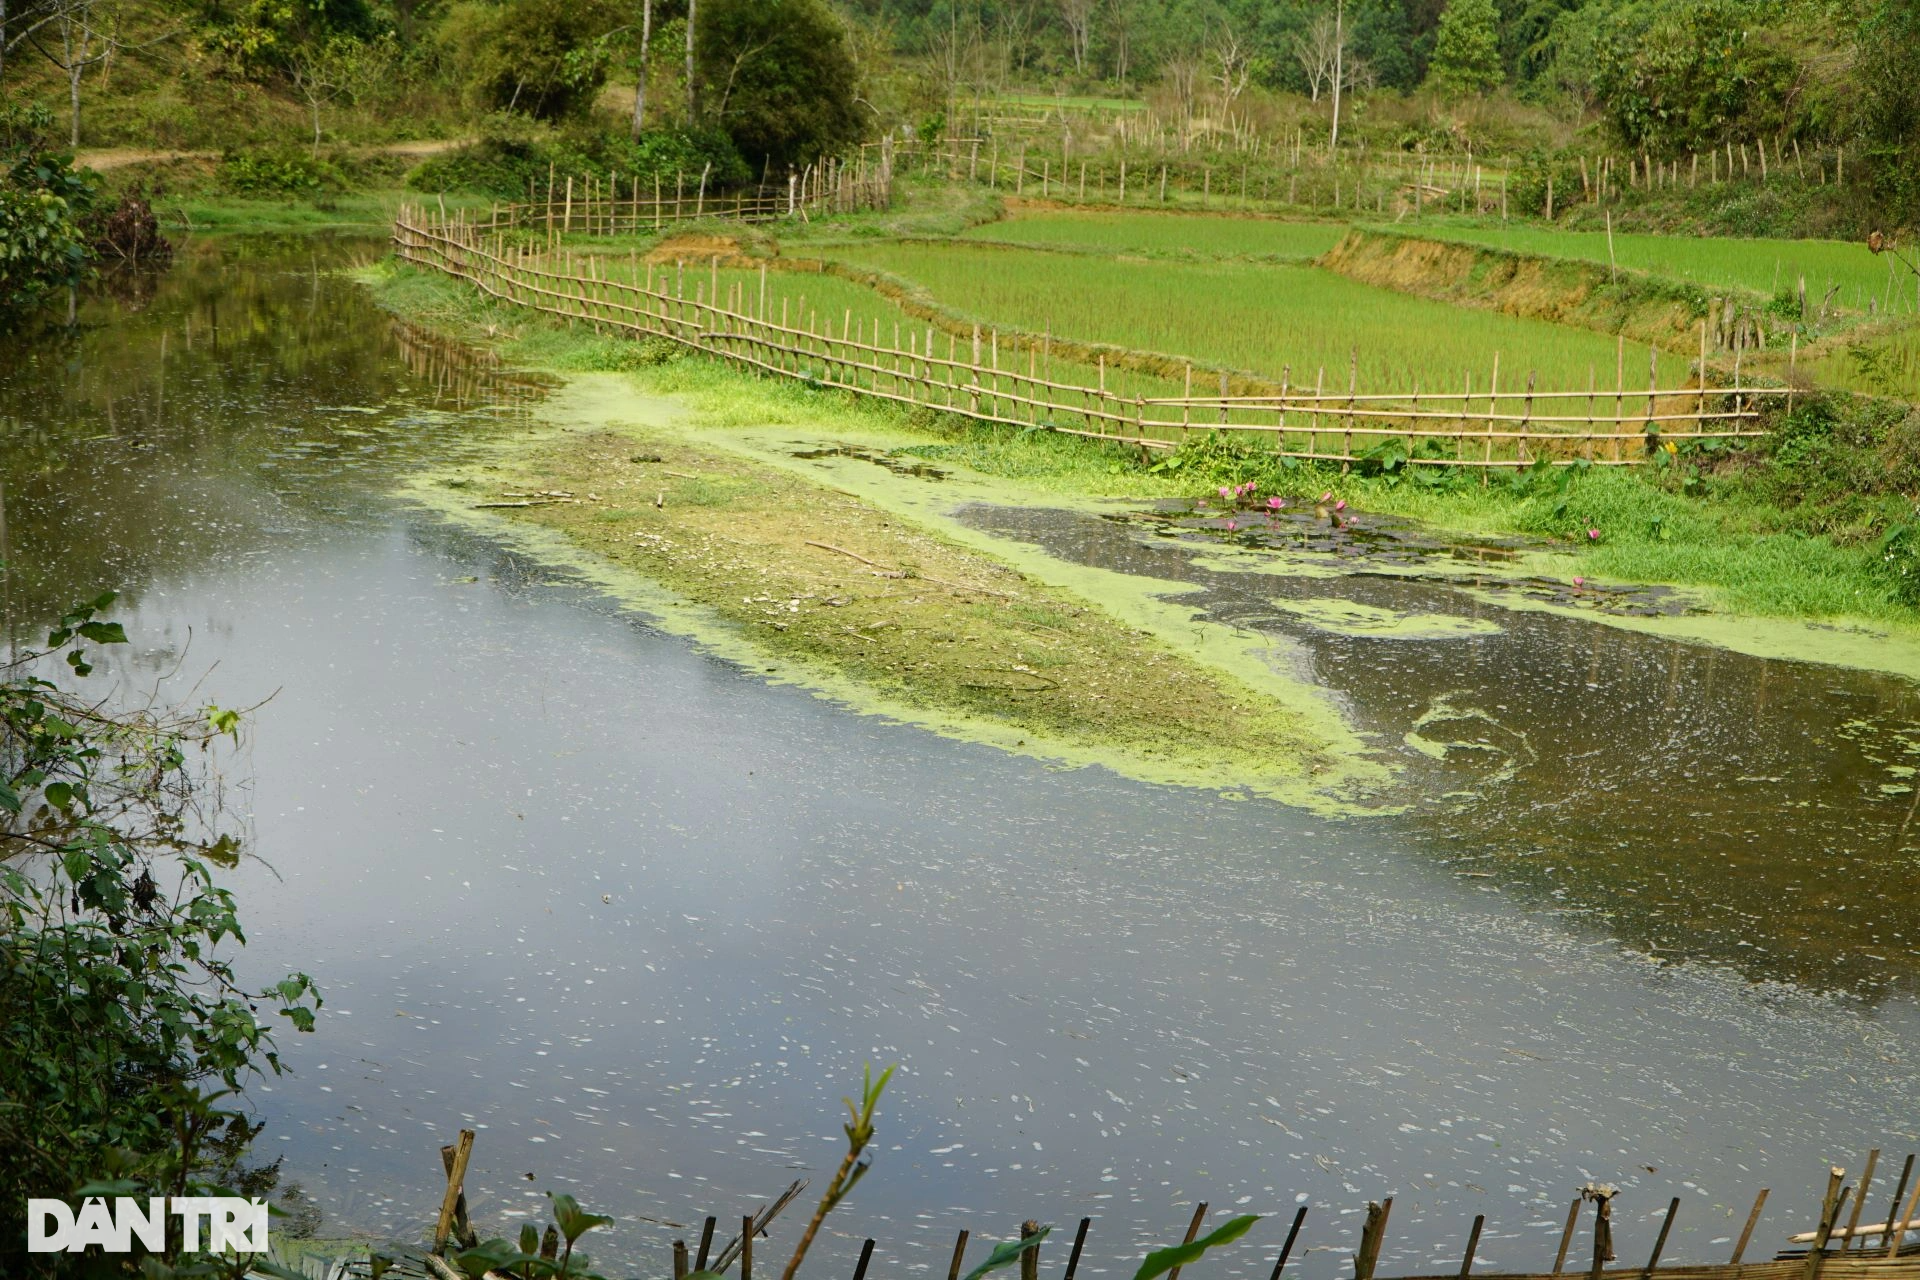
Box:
991 328 1001 418
1064 1219 1092 1280
1587 1191 1615 1280
697 1218 717 1270
1731 1189 1770 1263
1612 337 1626 462
1312 366 1325 458
1554 1197 1582 1274
1020 1221 1043 1280
743 1216 755 1280
1846 1152 1882 1252
1644 1200 1680 1277
1460 1215 1485 1279
1277 366 1291 454
947 1231 969 1280
1882 1158 1915 1252
1807 1167 1849 1280
1356 1199 1393 1280
1261 1207 1308 1280
1484 352 1500 472
1342 349 1357 469
432 1129 476 1255
1182 362 1192 438
1520 369 1536 466
1219 370 1230 427
853 1240 876 1280
1887 1167 1920 1257
674 1241 689 1280
565 176 574 234
1646 344 1659 444
971 325 982 415
1585 366 1597 460
1167 1204 1208 1280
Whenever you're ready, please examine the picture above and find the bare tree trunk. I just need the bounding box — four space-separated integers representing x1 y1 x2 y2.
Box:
1 0 10 86
1327 0 1343 158
634 0 652 134
312 99 322 157
684 0 696 124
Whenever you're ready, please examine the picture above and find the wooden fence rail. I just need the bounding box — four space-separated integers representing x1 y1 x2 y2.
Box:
392 206 1789 470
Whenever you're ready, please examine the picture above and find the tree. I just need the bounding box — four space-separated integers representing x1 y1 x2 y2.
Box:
456 0 620 119
1854 0 1920 223
1209 23 1256 116
631 0 651 138
1426 0 1501 96
288 34 390 156
1292 8 1341 100
696 0 860 170
1058 0 1094 73
0 98 92 321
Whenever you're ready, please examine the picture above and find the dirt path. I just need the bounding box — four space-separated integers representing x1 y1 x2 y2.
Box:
76 137 469 172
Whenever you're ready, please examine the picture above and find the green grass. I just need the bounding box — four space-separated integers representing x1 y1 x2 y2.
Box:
958 208 1351 260
819 240 1691 395
1395 220 1903 313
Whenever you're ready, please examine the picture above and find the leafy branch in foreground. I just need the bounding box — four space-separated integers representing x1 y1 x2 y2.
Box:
0 585 321 1279
778 1061 897 1280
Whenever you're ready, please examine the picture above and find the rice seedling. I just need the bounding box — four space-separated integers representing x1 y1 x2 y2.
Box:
958 209 1349 261
819 240 1692 396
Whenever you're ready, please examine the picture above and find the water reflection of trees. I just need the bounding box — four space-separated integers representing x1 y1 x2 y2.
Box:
0 237 538 629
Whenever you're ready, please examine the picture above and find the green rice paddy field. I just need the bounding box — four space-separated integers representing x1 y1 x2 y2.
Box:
1394 221 1904 312
958 209 1350 261
821 240 1691 394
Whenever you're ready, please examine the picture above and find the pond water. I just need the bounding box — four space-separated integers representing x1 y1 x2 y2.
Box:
4 238 1918 1279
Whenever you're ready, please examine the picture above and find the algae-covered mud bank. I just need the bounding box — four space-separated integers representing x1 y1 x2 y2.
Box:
401 376 1380 808
16 238 1920 1278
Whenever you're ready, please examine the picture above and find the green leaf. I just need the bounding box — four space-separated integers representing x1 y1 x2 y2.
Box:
549 1192 614 1245
961 1227 1053 1280
77 620 127 644
1131 1215 1261 1280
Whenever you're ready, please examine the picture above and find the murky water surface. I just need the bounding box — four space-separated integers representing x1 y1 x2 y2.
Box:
4 240 1918 1278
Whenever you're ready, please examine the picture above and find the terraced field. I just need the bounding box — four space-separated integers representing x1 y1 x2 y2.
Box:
1394 222 1900 311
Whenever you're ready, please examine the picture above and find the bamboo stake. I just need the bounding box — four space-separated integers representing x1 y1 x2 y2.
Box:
1554 1197 1582 1274
432 1129 476 1255
1460 1215 1486 1279
1643 1199 1679 1277
1167 1204 1208 1280
1732 1190 1770 1263
1846 1152 1882 1251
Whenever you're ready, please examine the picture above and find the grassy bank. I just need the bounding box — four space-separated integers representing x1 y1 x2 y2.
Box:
366 260 1389 806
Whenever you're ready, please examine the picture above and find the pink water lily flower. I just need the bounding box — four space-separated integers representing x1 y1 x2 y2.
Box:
1219 486 1233 499
1267 496 1285 509
1225 519 1238 530
1587 527 1601 540
1319 491 1334 503
1573 576 1586 586
1334 499 1347 512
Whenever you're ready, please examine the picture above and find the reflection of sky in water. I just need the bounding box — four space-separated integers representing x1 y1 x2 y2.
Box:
6 241 1920 1278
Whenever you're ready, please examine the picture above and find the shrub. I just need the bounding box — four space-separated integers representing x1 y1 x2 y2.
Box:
1 594 320 1277
220 148 346 196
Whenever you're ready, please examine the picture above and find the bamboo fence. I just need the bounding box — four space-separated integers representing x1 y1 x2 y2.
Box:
400 1133 1920 1280
444 145 895 242
393 205 1788 470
